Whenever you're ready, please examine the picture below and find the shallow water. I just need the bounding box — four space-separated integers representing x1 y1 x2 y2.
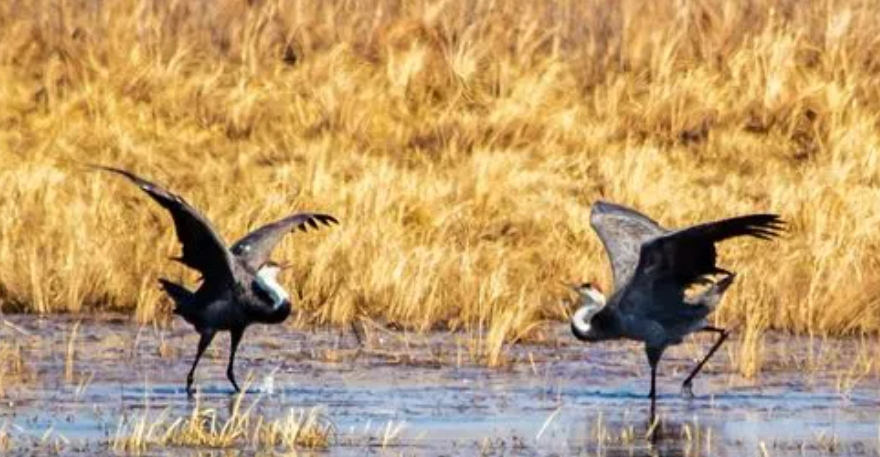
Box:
1 315 878 456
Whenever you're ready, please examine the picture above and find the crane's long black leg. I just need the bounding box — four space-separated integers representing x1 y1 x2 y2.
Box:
650 364 657 421
187 331 215 397
227 327 245 393
681 326 729 398
645 346 665 426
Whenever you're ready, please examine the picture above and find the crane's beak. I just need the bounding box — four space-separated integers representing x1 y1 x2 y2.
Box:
560 281 583 294
264 261 293 272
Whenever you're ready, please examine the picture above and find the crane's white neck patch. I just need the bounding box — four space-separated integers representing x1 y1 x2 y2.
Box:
583 287 607 306
256 266 289 309
571 305 594 335
571 288 606 336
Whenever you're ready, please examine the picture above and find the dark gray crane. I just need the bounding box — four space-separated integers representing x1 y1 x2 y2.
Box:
95 166 338 395
568 201 783 421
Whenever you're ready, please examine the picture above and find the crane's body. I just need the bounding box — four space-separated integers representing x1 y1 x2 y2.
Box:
164 264 291 331
572 273 734 346
569 201 782 421
96 166 337 394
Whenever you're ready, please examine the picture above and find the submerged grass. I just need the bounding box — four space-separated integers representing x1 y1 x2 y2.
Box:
0 341 32 397
0 0 880 374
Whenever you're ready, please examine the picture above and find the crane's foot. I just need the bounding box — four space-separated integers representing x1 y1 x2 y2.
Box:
227 371 241 393
681 381 695 399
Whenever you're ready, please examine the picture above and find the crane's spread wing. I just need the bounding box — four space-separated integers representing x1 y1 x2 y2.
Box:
590 201 667 291
230 212 338 269
95 165 236 289
620 213 784 321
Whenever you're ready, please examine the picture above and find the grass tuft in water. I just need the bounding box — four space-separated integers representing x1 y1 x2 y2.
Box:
112 384 333 454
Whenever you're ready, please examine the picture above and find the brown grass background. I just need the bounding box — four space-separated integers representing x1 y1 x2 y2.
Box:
1 0 879 370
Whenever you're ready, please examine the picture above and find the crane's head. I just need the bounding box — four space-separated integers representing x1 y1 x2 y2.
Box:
568 282 605 304
564 281 608 342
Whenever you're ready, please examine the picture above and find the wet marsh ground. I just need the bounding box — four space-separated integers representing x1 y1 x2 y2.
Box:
1 316 879 456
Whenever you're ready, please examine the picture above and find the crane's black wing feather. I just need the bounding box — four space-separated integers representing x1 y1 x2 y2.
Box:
637 214 784 285
619 213 784 322
95 165 236 289
231 212 338 270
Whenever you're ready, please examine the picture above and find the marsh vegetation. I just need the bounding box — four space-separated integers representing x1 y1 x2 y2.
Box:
1 0 880 454
2 0 880 372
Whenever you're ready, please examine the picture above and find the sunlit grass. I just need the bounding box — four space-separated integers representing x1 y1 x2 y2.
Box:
0 422 10 453
1 0 880 375
64 321 80 383
112 390 334 454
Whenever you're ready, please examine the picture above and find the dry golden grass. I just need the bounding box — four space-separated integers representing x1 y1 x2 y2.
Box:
1 0 880 373
0 422 10 453
113 390 333 453
584 412 716 454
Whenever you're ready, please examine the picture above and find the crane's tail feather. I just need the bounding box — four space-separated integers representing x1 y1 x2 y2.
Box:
158 278 195 316
688 272 737 309
713 272 736 295
703 273 736 309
